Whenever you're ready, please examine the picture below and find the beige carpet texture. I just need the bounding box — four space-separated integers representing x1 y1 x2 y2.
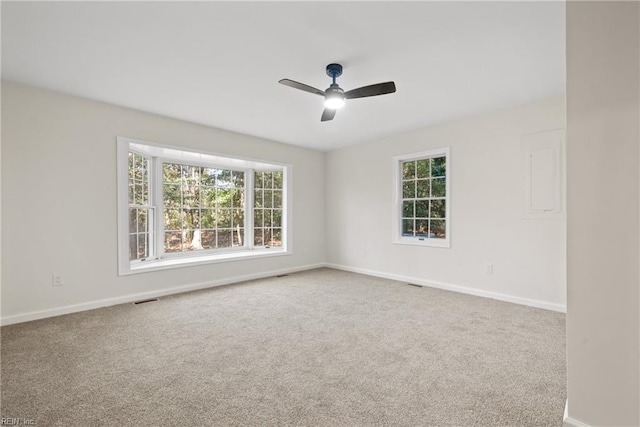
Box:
1 268 566 426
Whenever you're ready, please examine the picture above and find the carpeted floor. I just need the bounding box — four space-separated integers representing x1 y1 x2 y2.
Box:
1 268 566 426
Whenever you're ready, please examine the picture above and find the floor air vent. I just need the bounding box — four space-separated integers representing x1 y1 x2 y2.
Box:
134 298 159 305
275 274 289 278
407 283 422 287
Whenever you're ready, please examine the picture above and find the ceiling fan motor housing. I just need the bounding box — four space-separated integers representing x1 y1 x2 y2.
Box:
325 83 344 96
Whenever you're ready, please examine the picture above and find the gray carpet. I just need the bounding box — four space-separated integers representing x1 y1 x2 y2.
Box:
1 268 566 426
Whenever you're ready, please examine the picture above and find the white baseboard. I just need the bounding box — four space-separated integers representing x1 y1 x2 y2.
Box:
564 401 591 427
2 261 566 325
325 263 566 313
1 263 326 326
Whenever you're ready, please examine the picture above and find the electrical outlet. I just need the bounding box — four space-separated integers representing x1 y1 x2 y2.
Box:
52 274 63 287
484 264 493 274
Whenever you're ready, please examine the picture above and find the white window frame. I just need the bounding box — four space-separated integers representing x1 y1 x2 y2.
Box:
117 137 292 275
392 147 451 248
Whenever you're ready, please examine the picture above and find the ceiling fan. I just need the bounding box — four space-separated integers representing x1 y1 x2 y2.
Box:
279 63 396 122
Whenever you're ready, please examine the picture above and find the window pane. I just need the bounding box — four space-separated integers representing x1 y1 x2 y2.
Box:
232 171 245 187
183 209 200 230
273 190 283 208
416 159 430 178
201 168 216 186
233 209 244 227
164 209 182 230
217 188 232 208
134 155 145 180
231 188 243 208
200 186 216 207
217 229 232 248
201 230 216 249
191 230 204 250
432 157 446 177
137 209 147 233
264 210 272 228
129 234 138 260
164 184 181 207
254 171 264 189
141 182 149 206
134 180 144 205
217 170 233 188
128 152 135 177
164 232 182 252
264 190 273 208
272 210 282 228
403 201 414 218
129 209 137 233
263 172 273 189
271 229 282 247
403 181 415 199
432 178 446 197
264 229 272 246
430 200 446 219
431 220 446 238
402 161 415 180
182 229 196 251
254 209 264 228
254 228 264 246
273 171 283 189
137 234 148 259
416 200 429 218
254 189 263 207
416 219 429 237
128 180 135 204
217 209 231 227
182 184 200 207
232 228 244 247
184 166 200 184
416 179 430 198
402 219 414 236
201 209 216 229
163 163 182 183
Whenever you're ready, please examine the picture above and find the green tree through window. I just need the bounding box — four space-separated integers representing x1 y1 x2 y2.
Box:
163 163 245 253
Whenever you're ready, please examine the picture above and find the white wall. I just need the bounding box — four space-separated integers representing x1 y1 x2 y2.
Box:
566 2 640 426
1 82 325 324
325 96 566 311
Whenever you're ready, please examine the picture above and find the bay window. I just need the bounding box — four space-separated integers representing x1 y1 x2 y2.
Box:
117 137 290 275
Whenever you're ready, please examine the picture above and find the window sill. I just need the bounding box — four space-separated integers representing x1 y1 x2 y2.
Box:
393 238 450 248
121 248 290 275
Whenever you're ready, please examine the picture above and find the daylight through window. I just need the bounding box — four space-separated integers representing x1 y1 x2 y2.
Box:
118 138 290 274
128 152 154 261
394 148 450 247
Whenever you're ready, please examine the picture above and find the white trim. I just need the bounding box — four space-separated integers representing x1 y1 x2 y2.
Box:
126 248 290 275
563 401 592 427
116 139 131 275
325 263 566 313
564 415 591 427
3 262 567 325
1 263 325 326
122 136 288 170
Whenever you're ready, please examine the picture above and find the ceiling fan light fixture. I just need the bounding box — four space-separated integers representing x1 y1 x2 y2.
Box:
324 94 345 110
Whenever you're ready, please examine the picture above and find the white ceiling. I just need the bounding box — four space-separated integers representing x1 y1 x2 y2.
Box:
2 2 565 151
